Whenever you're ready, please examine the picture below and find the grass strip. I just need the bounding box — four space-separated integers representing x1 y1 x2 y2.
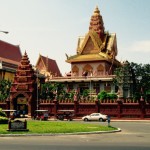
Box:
0 120 117 134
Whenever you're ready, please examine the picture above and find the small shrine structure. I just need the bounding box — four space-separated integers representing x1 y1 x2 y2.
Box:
9 51 37 117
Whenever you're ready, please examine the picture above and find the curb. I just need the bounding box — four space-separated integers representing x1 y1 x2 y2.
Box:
111 120 150 122
0 128 121 137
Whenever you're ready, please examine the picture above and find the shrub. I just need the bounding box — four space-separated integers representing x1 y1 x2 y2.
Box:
107 93 118 100
98 91 118 101
97 91 107 100
0 108 6 117
81 89 89 98
0 116 8 124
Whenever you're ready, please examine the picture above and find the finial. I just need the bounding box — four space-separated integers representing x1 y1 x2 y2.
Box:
93 5 100 15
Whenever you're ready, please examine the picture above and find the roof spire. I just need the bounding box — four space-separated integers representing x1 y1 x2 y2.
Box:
89 6 105 40
93 5 100 15
24 50 27 54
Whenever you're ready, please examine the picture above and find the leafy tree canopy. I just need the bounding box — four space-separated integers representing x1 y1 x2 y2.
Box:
0 79 11 101
113 61 150 100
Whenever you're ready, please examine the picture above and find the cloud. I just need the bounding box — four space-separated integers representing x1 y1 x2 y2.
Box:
129 40 150 52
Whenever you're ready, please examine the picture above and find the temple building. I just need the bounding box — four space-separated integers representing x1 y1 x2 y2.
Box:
1 6 149 119
49 6 121 96
0 40 22 81
35 54 61 81
66 6 119 76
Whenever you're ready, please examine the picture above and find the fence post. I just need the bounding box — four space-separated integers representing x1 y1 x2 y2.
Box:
74 100 78 117
117 98 122 118
53 99 58 119
95 99 99 113
140 96 145 119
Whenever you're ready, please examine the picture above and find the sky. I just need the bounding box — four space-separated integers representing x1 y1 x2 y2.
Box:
0 0 150 75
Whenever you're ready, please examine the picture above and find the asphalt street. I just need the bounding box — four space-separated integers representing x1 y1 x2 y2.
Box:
0 121 150 150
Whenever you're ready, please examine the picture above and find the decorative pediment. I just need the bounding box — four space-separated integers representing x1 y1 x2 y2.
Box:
36 54 61 77
37 56 47 71
78 30 105 55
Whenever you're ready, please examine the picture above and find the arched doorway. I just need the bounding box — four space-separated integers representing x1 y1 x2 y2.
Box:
13 94 28 117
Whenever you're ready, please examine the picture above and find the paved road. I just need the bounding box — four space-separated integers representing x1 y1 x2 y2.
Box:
0 121 150 150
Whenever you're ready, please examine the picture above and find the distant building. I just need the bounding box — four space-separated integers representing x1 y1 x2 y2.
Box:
0 40 61 82
0 40 22 81
35 54 62 81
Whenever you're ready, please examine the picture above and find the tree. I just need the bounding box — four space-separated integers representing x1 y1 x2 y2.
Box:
113 61 150 100
113 61 132 98
0 79 11 101
40 82 65 100
40 82 54 99
130 62 150 100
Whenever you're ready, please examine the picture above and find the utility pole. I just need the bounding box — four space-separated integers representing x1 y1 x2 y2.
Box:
32 65 39 113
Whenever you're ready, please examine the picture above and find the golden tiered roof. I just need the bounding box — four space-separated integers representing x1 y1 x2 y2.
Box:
66 6 119 65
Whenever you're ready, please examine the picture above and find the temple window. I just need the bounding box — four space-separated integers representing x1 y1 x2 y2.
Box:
82 64 93 76
97 64 104 76
72 65 79 76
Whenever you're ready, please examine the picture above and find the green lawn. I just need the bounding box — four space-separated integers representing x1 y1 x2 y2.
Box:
0 120 117 134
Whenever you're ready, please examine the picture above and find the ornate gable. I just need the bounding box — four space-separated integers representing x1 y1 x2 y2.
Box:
82 37 95 54
36 54 62 79
36 55 47 72
78 30 104 55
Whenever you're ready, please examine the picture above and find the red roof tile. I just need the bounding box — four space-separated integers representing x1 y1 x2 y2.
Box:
0 40 22 64
39 55 62 76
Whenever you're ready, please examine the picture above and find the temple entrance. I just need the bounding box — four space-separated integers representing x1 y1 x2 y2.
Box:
14 95 28 117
